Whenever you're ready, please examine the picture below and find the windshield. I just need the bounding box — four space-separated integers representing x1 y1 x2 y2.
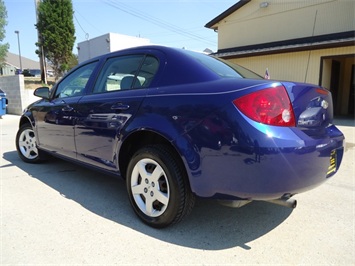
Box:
217 57 263 79
184 50 262 79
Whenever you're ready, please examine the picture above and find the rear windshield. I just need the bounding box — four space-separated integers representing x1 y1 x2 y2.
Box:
184 50 262 79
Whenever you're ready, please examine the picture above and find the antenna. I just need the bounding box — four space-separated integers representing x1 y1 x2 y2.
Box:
304 10 318 83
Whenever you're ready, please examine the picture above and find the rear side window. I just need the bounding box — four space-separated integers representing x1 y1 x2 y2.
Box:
93 55 159 94
137 56 159 87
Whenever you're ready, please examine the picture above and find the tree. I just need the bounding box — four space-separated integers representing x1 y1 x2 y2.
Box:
35 0 75 78
0 0 9 67
67 53 78 70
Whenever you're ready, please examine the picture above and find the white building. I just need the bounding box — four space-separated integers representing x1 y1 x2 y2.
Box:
77 33 150 63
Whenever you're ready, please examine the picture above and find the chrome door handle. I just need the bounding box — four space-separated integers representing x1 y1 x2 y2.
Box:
111 103 130 110
62 105 74 112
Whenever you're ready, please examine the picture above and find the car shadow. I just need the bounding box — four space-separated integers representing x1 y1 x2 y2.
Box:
3 150 293 250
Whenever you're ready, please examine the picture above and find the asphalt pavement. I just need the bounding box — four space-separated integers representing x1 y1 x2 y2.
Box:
1 114 354 265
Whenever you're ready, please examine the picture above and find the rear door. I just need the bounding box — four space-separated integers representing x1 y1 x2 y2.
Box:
74 54 159 172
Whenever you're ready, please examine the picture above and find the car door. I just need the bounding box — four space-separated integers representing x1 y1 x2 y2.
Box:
35 61 98 158
74 54 159 172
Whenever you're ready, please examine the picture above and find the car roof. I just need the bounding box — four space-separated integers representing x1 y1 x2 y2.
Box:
87 45 199 62
79 45 219 86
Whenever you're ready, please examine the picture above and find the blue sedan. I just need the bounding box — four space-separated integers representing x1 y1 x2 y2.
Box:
16 46 344 228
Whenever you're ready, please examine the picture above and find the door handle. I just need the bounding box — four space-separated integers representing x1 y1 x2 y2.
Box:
60 100 74 112
111 103 130 111
62 105 74 112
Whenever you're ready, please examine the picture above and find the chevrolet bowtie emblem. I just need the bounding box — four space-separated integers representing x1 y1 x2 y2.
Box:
321 100 329 109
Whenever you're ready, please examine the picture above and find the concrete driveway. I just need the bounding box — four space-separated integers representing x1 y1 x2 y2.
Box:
1 114 354 265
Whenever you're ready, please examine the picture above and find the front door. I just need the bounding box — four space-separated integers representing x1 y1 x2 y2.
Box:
35 61 98 158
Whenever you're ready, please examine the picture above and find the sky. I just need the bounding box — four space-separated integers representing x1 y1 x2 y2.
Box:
3 0 237 62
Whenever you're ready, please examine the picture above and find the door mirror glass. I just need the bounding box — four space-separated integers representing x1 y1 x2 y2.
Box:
34 87 50 99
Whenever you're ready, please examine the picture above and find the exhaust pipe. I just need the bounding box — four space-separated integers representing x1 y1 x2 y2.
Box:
267 198 297 209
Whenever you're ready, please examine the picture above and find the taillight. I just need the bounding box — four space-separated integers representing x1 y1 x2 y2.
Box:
233 85 296 127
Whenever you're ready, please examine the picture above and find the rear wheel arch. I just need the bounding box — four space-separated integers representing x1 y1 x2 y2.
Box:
119 130 187 180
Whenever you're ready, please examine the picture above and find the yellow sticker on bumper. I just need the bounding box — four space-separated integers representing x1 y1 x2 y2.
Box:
327 150 337 176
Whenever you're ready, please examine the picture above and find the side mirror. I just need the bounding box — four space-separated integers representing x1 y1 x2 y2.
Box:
34 87 50 99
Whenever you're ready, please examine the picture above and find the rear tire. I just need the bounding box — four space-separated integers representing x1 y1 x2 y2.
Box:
126 145 195 228
16 124 44 163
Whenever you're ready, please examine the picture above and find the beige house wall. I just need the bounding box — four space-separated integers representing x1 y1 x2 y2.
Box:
217 0 355 50
230 46 354 83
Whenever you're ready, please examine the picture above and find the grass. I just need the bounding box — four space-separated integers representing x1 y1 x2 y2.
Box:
24 77 56 90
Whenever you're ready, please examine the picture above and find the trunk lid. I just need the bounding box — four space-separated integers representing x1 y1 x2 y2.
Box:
282 82 334 137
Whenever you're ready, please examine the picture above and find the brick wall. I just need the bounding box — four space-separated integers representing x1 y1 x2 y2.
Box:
0 76 40 115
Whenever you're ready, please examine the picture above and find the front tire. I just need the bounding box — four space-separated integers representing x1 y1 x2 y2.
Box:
16 124 44 163
126 145 195 228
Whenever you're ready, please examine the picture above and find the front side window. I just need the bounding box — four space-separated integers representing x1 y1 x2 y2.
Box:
93 55 159 94
53 61 98 99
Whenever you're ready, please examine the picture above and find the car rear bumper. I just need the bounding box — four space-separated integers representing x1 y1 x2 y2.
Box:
184 122 345 200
